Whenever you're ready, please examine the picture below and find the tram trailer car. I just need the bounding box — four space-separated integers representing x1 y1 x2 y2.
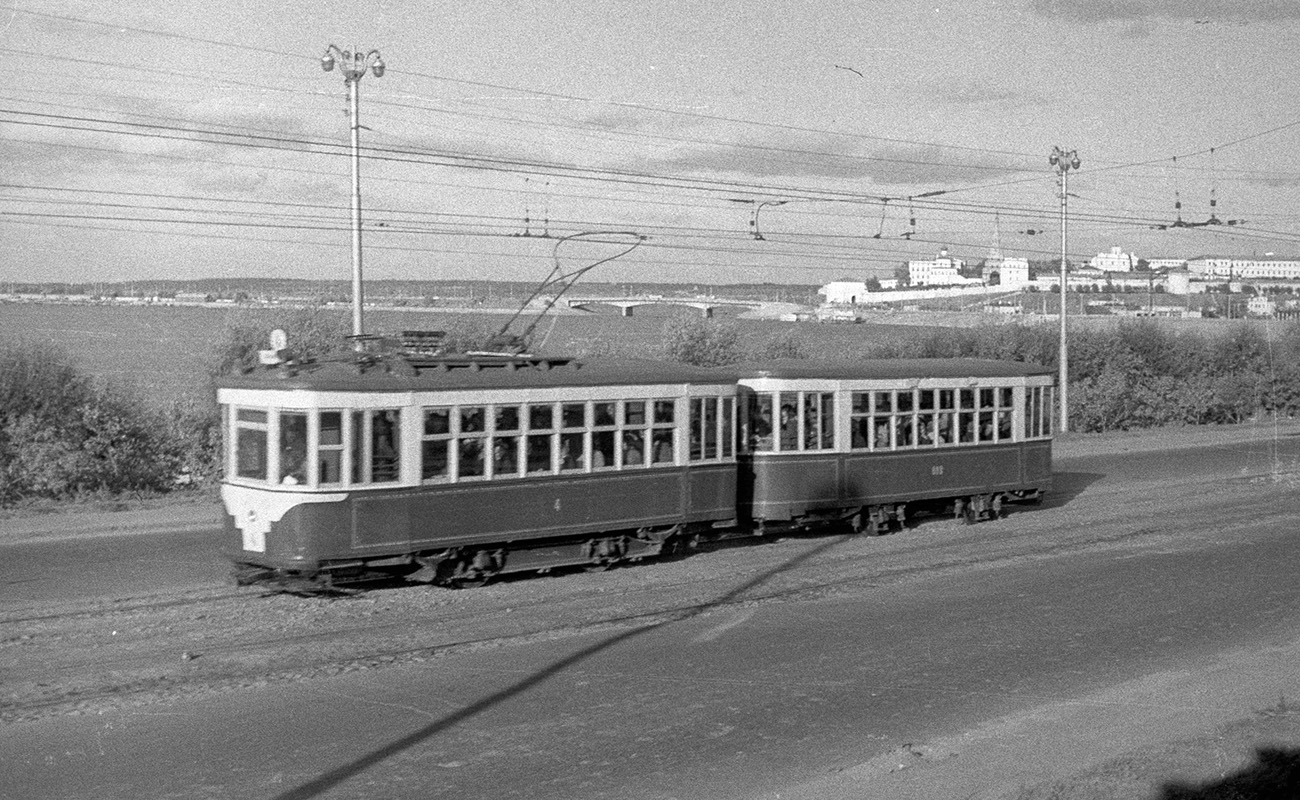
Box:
736 360 1055 535
217 350 1053 589
218 352 740 588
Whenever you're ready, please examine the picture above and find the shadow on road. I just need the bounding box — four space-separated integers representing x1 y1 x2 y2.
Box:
1040 470 1104 509
272 534 856 800
1159 746 1300 800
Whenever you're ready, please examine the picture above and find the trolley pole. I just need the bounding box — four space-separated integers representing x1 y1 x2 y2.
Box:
1049 146 1080 433
321 45 385 342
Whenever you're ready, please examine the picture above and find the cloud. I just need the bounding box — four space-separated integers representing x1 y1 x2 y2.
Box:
633 133 1031 188
1029 0 1300 23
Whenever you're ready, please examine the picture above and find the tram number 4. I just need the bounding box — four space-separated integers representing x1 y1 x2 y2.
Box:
931 465 944 476
554 498 562 512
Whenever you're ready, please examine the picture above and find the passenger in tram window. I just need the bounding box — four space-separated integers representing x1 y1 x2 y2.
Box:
959 413 976 443
559 433 584 470
459 438 484 478
651 430 675 464
371 411 400 481
937 412 955 444
779 403 798 450
622 430 644 466
851 418 869 449
997 410 1013 441
979 412 995 442
895 415 914 447
750 397 774 450
917 414 934 445
492 437 519 475
592 431 615 468
873 417 891 449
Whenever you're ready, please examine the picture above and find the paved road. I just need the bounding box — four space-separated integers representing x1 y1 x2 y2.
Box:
0 525 228 608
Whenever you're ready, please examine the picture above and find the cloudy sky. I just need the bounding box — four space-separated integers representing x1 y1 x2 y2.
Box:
5 0 1300 285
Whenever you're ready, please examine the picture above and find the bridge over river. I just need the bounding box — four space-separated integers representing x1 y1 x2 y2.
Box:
565 295 764 318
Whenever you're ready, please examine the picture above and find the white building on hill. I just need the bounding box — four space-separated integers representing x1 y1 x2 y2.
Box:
907 248 980 287
1186 255 1300 280
1090 246 1137 272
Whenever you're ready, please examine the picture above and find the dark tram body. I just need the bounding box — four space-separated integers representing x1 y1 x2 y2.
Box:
216 348 1053 588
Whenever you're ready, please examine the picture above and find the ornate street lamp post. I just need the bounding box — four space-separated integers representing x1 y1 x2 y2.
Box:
321 45 385 340
1049 146 1080 433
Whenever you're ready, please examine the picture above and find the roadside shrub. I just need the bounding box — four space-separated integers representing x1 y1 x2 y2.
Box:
0 343 182 505
659 317 741 367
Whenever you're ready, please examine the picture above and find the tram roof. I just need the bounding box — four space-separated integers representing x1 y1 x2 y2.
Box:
216 354 737 393
217 354 1052 394
734 358 1054 381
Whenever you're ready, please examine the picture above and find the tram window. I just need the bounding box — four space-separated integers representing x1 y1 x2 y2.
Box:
526 434 553 474
624 401 646 426
421 408 451 483
459 438 485 478
654 400 674 424
234 408 268 481
422 439 450 481
561 403 586 429
897 390 914 413
937 411 955 444
495 406 520 432
997 409 1013 441
958 412 976 444
703 398 718 459
593 402 616 427
319 411 343 484
559 432 585 471
874 391 892 413
592 430 616 468
980 388 995 409
651 429 674 464
425 408 450 435
999 387 1014 408
491 436 519 477
939 389 955 411
918 413 935 446
978 411 995 442
850 392 870 449
278 412 308 485
871 414 891 449
751 393 775 450
351 411 365 483
802 392 834 450
622 429 645 467
722 397 735 458
1042 387 1054 435
622 401 646 468
651 400 676 464
460 407 485 433
960 389 975 410
369 410 401 482
689 398 704 460
778 397 798 451
919 390 935 411
529 404 554 431
895 413 914 447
